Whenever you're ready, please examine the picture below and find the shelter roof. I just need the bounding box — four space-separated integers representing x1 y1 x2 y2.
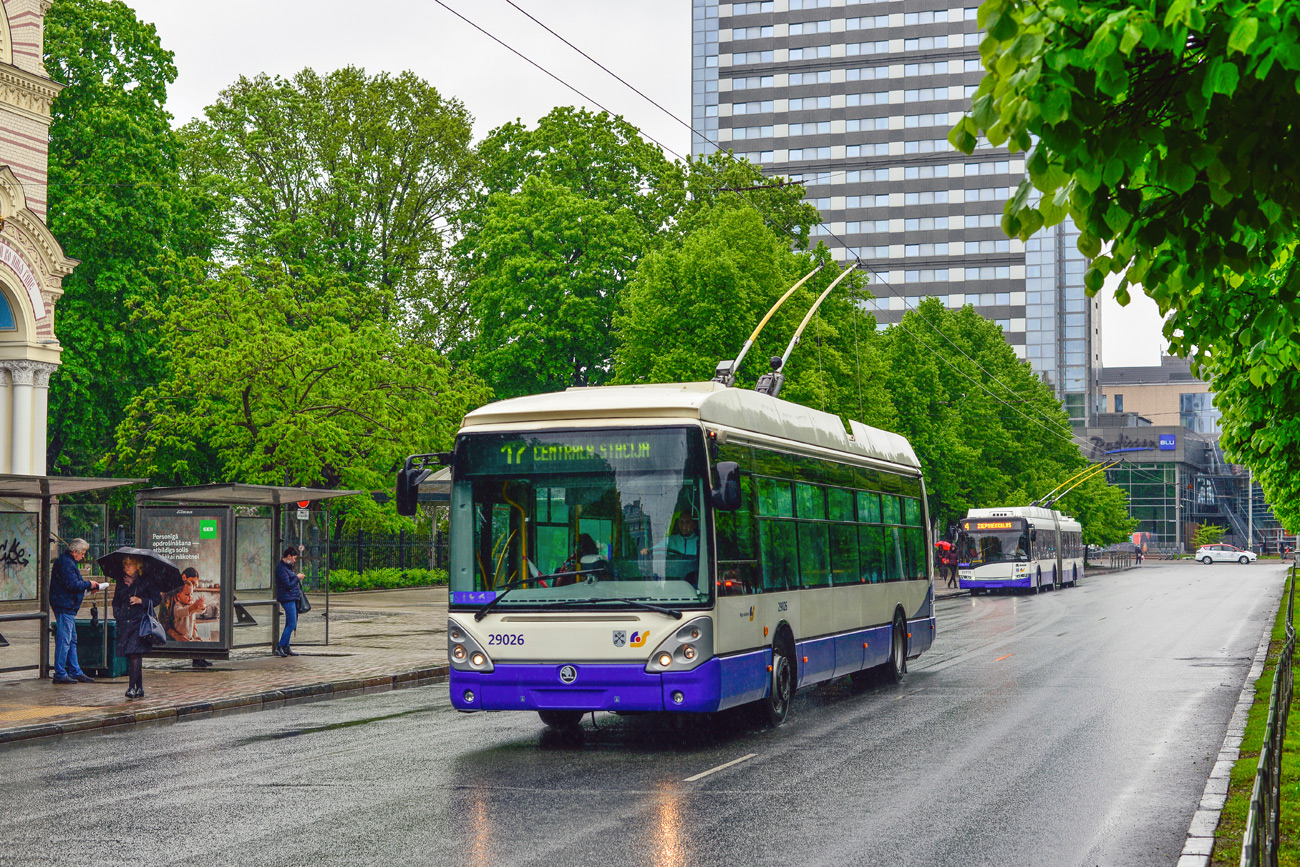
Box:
137 484 362 506
0 475 145 499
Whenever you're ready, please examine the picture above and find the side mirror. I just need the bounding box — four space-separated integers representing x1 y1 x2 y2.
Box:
1030 528 1038 541
710 461 742 512
396 462 432 517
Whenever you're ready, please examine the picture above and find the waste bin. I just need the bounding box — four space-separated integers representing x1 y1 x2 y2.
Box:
75 618 127 678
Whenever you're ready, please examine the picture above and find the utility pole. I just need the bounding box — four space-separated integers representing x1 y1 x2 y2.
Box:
1247 466 1253 551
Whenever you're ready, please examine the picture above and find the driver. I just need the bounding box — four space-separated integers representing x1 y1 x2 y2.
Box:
642 512 700 579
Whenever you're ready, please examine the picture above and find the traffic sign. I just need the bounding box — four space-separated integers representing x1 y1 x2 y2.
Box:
297 500 310 508
296 509 310 521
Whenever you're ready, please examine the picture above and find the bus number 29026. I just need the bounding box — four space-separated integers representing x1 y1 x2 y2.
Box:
487 633 525 646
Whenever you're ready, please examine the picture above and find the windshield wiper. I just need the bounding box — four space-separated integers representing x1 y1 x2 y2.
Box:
549 597 683 619
474 568 602 621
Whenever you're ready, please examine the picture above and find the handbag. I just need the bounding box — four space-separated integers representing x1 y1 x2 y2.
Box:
138 602 167 646
296 587 312 613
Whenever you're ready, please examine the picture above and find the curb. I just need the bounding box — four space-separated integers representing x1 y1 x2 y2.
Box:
0 664 450 747
1177 581 1282 866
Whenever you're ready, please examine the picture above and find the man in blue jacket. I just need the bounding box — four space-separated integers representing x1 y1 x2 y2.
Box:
49 539 105 684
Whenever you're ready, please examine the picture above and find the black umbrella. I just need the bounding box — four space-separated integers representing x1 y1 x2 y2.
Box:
97 547 184 594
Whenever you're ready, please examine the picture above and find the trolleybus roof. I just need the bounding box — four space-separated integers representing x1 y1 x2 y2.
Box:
460 381 920 472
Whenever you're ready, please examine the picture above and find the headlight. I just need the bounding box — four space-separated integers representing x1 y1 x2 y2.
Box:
447 618 494 672
645 617 714 673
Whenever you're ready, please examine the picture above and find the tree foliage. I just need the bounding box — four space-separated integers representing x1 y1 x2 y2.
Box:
44 0 201 473
455 108 683 398
952 0 1300 528
1194 522 1228 547
113 260 488 526
181 67 478 348
879 299 1133 543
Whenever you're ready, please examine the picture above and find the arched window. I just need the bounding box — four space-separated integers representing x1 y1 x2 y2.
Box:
0 291 17 331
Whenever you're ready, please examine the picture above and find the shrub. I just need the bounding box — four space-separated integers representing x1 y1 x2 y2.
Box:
327 567 447 592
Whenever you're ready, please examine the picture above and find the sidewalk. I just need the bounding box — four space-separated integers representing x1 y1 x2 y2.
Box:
0 586 450 745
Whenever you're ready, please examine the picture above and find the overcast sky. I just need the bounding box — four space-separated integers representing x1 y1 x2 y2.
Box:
124 0 1167 368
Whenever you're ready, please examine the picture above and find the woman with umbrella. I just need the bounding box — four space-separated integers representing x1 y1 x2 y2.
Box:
100 547 181 700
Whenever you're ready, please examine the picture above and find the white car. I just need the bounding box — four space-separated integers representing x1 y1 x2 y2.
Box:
1195 544 1258 565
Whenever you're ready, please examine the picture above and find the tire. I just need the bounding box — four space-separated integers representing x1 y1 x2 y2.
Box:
1240 556 1250 565
1201 556 1213 565
879 613 907 684
538 710 584 729
756 641 795 728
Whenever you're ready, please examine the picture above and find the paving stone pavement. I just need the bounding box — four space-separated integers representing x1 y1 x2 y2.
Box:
0 586 450 744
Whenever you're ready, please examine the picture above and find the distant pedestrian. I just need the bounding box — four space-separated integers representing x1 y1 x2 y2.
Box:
111 555 161 699
275 547 305 657
49 539 106 684
944 549 959 589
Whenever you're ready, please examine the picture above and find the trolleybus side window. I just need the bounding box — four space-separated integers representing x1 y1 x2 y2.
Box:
794 482 831 587
715 475 758 596
758 516 798 592
828 487 860 585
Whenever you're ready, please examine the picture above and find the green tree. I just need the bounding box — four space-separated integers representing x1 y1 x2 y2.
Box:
950 0 1300 528
44 0 202 473
880 299 1132 543
113 259 489 528
181 67 478 348
1193 522 1228 547
456 108 684 398
612 201 895 431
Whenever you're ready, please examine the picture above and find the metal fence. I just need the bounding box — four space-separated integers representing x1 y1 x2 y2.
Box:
1241 562 1297 867
328 530 447 573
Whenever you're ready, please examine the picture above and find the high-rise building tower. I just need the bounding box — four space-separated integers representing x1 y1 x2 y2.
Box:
690 0 1101 425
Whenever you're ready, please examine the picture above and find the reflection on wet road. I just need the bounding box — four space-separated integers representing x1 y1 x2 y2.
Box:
0 562 1283 867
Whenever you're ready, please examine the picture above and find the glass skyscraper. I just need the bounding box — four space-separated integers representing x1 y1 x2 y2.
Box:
691 0 1101 424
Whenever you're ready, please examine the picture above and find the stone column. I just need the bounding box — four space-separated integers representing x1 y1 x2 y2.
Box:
0 367 10 474
10 360 35 475
30 363 55 476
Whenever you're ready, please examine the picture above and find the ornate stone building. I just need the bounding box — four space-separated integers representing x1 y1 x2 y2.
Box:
0 0 76 475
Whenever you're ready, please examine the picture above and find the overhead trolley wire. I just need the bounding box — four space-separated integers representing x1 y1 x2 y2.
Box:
452 1 1096 456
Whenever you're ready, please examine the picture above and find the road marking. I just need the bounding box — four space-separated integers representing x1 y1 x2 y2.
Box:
994 653 1013 662
684 753 758 782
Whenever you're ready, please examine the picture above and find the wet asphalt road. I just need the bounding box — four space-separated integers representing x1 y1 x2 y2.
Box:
0 561 1285 867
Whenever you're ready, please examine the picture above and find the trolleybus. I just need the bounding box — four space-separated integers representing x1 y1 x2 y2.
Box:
956 506 1083 594
401 381 936 728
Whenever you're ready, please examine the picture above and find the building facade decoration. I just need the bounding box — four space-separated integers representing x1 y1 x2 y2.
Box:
0 0 77 475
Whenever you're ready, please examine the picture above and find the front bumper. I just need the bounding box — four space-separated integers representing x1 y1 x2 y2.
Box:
450 658 723 714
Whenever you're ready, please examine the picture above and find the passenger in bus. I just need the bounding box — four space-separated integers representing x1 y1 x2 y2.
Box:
553 534 599 586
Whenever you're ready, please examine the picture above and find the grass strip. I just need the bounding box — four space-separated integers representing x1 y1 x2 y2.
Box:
1212 568 1300 865
327 567 448 592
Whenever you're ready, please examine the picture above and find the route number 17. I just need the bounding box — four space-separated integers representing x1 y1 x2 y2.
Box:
500 445 528 465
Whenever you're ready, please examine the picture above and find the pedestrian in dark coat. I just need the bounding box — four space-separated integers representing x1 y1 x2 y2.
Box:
112 555 160 699
50 539 106 684
274 547 305 657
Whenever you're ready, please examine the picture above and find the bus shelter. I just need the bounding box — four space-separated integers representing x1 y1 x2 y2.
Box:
134 484 360 657
0 474 145 678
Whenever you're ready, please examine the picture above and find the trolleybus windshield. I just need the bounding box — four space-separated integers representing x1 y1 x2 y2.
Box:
959 519 1031 565
450 427 711 609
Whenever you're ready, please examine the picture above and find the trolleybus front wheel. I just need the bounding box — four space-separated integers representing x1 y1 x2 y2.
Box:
755 642 795 728
538 710 584 730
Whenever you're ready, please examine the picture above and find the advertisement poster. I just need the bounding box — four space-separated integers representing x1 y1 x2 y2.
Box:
0 511 36 602
138 508 229 649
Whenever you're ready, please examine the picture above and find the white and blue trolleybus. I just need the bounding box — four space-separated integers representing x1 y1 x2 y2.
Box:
957 506 1083 594
401 381 936 728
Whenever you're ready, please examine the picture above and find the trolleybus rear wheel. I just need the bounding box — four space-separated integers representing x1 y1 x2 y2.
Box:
538 710 584 730
882 613 907 684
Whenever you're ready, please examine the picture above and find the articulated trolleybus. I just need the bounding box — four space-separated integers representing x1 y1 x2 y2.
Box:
399 382 935 728
957 506 1083 594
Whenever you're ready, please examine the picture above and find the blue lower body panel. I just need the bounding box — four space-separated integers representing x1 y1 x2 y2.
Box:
961 576 1033 590
452 659 724 714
